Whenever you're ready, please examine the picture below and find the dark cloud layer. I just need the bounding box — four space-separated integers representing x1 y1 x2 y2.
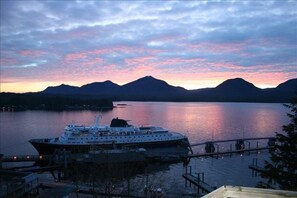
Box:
1 0 296 91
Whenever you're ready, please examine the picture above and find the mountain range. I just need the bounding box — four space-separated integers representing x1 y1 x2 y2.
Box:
41 76 297 102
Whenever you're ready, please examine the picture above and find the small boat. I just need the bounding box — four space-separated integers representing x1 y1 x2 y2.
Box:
29 115 191 155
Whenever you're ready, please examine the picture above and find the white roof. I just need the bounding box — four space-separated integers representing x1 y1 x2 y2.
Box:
202 185 297 198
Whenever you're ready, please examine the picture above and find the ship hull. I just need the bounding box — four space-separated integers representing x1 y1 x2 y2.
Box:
29 138 190 155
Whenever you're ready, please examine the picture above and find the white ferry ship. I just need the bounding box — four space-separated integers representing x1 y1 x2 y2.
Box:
29 116 190 155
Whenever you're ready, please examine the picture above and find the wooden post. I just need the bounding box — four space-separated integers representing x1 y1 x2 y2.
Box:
202 172 205 182
246 141 250 155
0 154 3 169
189 166 192 187
63 149 68 169
197 173 200 195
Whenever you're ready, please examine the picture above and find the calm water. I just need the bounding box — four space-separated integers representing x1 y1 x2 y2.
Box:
0 102 289 195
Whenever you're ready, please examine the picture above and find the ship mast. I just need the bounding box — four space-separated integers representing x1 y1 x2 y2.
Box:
94 113 102 128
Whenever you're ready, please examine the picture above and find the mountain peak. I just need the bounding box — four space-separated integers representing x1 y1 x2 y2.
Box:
79 80 120 95
104 80 113 84
43 84 79 94
219 77 250 84
216 78 259 92
82 80 118 87
56 83 73 87
138 75 158 81
121 76 187 98
126 76 167 85
276 78 297 91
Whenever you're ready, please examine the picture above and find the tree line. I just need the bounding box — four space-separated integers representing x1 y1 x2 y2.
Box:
0 93 113 111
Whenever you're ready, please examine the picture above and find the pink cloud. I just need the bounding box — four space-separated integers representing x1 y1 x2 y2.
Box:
211 61 244 70
148 33 185 45
80 58 104 67
3 42 295 93
158 57 207 66
188 41 247 54
0 58 21 66
64 49 109 65
19 50 47 57
124 56 155 66
65 53 88 63
2 66 295 93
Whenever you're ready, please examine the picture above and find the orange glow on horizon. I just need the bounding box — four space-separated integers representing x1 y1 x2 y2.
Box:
0 81 83 93
0 71 294 93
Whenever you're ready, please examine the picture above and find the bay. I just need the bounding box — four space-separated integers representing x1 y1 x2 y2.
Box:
0 102 289 195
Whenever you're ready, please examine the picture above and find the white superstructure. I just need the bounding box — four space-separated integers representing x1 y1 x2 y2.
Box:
56 117 186 145
29 115 190 155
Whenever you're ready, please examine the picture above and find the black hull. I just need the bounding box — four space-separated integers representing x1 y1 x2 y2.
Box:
29 138 190 155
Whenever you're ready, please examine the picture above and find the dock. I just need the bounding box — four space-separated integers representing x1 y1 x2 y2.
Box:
187 136 275 159
1 154 50 162
190 137 274 147
182 166 216 193
183 173 215 193
0 136 277 197
0 170 39 197
1 147 147 164
249 165 265 173
1 136 275 163
248 158 266 177
188 146 273 158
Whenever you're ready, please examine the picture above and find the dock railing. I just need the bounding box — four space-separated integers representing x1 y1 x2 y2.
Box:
188 136 275 158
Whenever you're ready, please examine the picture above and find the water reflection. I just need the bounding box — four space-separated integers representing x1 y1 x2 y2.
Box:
0 102 288 195
52 159 186 197
110 102 287 145
0 102 288 156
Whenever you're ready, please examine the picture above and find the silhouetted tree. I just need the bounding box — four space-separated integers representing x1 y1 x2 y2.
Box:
0 93 113 111
260 96 297 190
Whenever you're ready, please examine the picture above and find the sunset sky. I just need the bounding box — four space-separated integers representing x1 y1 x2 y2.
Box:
1 0 296 93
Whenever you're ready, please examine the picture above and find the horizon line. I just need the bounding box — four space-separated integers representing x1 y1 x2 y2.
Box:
1 76 295 94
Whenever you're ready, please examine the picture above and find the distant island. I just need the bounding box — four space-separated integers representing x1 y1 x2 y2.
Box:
0 93 113 111
1 76 297 110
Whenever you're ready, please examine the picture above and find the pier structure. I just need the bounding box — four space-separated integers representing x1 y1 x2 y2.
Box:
188 136 275 158
1 136 275 163
183 165 216 194
2 154 50 163
0 170 39 197
248 158 266 177
1 149 71 164
0 154 3 168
